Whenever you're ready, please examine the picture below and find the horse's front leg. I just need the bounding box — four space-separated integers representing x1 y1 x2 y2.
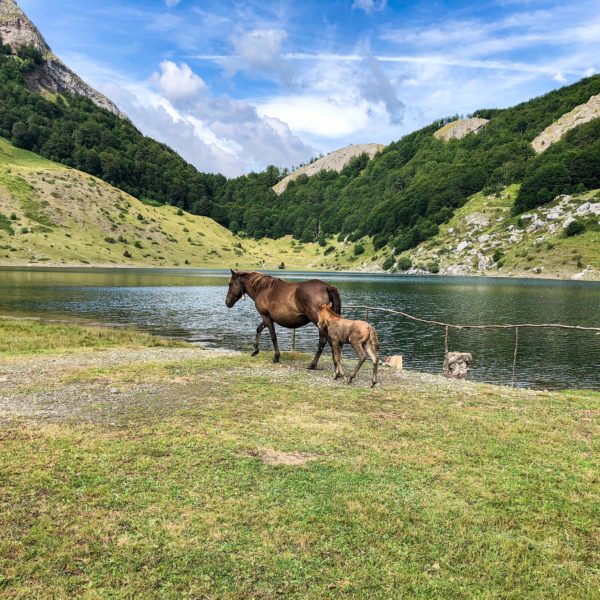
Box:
308 328 328 370
251 322 265 357
263 315 281 363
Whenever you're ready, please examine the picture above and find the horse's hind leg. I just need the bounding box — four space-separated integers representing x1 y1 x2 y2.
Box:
365 342 379 388
263 316 281 363
347 342 366 384
251 322 265 357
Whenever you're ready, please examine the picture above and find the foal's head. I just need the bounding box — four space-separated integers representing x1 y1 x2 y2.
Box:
317 303 336 330
225 269 245 308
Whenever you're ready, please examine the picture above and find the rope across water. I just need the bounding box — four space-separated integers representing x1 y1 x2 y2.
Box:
343 304 600 387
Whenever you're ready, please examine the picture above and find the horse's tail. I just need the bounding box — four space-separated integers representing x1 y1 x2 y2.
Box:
327 285 342 316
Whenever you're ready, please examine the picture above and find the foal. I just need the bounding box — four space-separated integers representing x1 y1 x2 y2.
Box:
317 304 380 387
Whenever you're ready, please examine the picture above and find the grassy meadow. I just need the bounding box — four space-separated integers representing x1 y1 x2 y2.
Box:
0 138 379 272
1 319 599 598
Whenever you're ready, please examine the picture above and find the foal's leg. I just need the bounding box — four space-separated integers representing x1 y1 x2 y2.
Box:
347 341 367 384
251 322 265 357
332 341 345 380
365 341 379 388
263 315 281 363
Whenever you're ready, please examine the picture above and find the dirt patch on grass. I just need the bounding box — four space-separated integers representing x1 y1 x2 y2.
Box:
249 448 319 466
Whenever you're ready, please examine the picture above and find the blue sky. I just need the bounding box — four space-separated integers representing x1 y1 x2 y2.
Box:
19 0 600 176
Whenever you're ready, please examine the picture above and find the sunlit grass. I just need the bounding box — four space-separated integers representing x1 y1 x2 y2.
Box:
0 320 599 597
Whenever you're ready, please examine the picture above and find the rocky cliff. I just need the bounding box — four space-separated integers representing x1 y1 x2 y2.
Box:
0 0 124 117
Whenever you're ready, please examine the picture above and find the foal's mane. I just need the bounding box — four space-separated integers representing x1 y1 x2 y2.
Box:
242 271 280 293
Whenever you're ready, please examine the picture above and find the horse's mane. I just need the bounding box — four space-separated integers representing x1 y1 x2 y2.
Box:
243 271 280 293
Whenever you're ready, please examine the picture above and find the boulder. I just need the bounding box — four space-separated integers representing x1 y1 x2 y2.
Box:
444 352 473 379
383 355 403 370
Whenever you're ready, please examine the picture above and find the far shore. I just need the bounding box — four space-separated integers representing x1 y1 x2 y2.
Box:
0 260 599 282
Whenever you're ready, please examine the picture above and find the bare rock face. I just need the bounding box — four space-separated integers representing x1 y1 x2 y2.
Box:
273 143 384 194
434 118 489 141
0 0 125 118
532 93 600 153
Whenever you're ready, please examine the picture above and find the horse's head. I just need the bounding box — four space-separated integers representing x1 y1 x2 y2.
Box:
225 269 244 308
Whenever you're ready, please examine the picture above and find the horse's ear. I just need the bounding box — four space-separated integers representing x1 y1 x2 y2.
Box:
230 269 236 276
328 302 333 309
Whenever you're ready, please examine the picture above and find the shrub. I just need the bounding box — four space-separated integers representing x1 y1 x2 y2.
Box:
177 208 184 216
104 237 116 244
324 246 335 256
382 256 395 271
353 243 365 256
564 220 586 237
133 240 143 249
427 262 440 274
492 250 504 263
137 213 144 221
123 249 132 258
397 256 412 271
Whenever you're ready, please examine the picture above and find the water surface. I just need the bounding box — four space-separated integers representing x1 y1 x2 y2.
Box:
0 267 598 390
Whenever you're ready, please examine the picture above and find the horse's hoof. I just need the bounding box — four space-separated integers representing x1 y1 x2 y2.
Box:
273 356 281 364
346 378 353 385
307 363 317 370
251 349 259 357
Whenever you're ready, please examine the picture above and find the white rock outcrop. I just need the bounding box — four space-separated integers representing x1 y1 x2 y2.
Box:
273 143 384 194
434 118 489 141
532 93 600 153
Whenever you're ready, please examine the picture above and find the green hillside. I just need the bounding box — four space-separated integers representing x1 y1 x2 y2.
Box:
0 138 375 269
393 185 600 280
215 76 600 253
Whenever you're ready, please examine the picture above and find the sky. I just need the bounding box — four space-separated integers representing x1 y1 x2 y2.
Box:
18 0 600 177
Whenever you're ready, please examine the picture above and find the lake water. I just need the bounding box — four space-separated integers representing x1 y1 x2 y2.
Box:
0 267 598 390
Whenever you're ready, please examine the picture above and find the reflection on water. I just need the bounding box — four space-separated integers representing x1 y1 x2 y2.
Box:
1 267 599 390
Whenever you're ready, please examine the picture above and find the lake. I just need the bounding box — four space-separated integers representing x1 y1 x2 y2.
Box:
0 267 598 390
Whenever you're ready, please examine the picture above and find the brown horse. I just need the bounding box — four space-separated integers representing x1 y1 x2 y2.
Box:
225 270 341 368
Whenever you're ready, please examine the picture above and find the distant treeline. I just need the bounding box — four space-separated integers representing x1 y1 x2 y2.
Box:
1 35 600 253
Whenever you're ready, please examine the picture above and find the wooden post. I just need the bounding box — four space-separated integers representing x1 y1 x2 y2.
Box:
443 325 449 375
365 309 369 322
511 327 519 388
292 329 296 352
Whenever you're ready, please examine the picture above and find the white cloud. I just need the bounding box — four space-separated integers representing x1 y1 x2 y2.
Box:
165 0 180 7
258 95 374 138
151 61 207 104
226 28 294 83
352 0 387 14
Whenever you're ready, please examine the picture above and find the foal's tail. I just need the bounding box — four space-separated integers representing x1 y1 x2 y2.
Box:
327 285 342 316
368 325 380 355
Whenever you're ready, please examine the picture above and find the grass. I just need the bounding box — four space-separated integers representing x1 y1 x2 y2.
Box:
0 318 186 356
1 320 599 598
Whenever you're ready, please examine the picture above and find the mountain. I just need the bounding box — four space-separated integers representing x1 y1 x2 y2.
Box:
273 144 384 194
0 0 123 117
0 0 598 279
